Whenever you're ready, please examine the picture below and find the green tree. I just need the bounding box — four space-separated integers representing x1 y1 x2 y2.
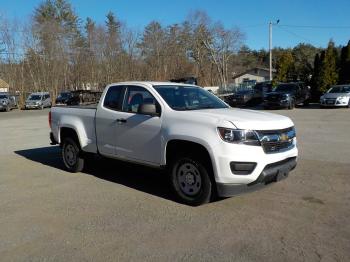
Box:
275 51 294 82
292 43 319 82
318 40 338 93
339 40 350 84
311 53 322 99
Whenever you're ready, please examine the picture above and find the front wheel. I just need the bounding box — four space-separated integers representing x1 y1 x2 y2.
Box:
62 137 85 172
169 157 212 206
288 99 295 110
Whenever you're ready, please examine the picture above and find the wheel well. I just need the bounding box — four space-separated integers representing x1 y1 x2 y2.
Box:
60 127 80 148
166 139 214 175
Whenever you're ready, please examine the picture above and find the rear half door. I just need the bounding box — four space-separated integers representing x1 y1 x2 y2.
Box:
95 85 126 157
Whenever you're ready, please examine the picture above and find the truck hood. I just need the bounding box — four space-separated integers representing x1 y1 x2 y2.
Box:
188 108 294 130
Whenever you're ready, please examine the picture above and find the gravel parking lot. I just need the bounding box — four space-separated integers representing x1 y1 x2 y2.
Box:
0 107 349 261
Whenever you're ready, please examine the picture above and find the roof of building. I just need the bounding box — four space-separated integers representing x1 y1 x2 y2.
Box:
232 67 276 80
0 79 9 88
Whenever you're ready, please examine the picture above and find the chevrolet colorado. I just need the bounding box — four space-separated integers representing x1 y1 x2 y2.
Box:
49 81 298 205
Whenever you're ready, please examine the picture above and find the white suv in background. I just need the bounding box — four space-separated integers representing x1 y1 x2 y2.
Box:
25 92 52 110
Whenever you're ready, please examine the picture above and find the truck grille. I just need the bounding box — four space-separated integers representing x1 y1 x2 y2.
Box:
256 127 296 153
325 99 336 105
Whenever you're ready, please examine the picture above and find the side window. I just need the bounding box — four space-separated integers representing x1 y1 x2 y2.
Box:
123 86 159 114
104 86 125 111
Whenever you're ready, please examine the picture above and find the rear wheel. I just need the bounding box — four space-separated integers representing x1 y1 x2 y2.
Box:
169 156 212 206
62 137 85 172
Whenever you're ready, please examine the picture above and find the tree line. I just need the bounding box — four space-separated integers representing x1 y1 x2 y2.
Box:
0 0 245 103
0 0 349 104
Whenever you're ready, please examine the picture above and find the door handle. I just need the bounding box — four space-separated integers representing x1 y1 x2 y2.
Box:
116 118 127 123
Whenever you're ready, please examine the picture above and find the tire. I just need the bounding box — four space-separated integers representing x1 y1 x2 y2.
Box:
169 156 212 206
62 137 85 173
5 105 10 112
303 100 309 106
40 104 44 110
288 99 295 110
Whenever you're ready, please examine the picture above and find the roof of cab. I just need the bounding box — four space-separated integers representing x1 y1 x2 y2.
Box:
108 81 198 87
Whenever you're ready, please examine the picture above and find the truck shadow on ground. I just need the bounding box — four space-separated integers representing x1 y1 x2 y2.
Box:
15 146 176 202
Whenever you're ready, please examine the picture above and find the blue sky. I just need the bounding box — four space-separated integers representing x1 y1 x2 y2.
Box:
1 0 350 50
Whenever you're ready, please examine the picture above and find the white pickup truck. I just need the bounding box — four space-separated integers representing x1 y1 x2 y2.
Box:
49 81 298 205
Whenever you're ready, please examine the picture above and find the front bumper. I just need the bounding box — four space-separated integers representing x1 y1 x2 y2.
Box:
263 100 289 108
25 104 40 109
216 157 297 197
320 100 349 107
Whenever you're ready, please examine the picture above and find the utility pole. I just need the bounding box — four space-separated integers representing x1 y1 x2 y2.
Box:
269 20 279 81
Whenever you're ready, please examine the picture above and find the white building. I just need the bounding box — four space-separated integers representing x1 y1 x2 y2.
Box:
0 79 9 92
203 86 220 94
232 67 275 85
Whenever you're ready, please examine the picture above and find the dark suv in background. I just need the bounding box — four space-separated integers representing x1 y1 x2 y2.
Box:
263 82 310 109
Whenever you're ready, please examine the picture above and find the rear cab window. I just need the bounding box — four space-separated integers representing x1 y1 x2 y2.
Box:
103 85 125 111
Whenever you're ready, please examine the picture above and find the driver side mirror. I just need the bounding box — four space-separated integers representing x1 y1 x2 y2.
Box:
138 103 159 116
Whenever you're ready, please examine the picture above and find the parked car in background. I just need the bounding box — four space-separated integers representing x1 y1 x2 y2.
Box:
225 89 254 107
65 90 98 106
320 85 350 108
55 91 73 105
25 92 51 110
263 82 310 109
0 93 18 112
253 81 274 100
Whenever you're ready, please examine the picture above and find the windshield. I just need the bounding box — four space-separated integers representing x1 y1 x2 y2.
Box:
0 95 8 99
154 85 228 111
28 95 42 100
328 86 350 93
274 84 296 93
58 92 71 99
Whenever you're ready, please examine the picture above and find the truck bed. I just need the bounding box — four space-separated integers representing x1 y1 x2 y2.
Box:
50 105 98 153
54 103 98 109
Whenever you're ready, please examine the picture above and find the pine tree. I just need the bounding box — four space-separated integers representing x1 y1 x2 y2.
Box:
318 40 338 93
339 40 350 84
275 51 294 82
311 53 322 99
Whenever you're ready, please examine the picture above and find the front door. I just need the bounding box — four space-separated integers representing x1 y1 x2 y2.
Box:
114 85 162 165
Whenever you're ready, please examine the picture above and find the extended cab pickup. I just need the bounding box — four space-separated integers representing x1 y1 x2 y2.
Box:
49 81 298 205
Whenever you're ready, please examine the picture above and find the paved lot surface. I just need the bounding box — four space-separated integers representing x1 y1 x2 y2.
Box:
0 107 349 261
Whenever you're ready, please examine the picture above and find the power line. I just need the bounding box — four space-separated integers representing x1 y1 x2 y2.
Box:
279 24 350 29
276 26 318 46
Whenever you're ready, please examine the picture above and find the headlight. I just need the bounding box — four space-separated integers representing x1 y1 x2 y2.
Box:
338 96 348 101
36 101 42 105
217 127 260 146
